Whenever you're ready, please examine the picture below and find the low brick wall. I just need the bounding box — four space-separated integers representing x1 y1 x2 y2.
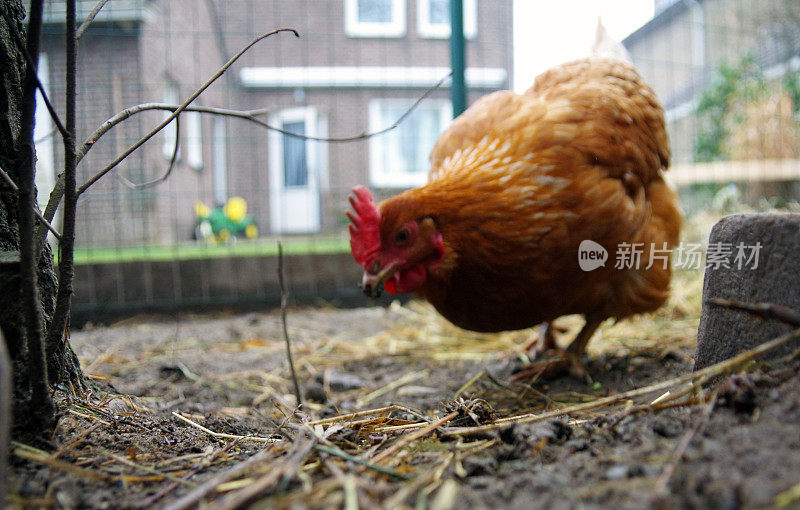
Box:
71 252 384 324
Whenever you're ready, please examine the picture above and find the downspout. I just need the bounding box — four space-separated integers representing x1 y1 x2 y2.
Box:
450 0 466 117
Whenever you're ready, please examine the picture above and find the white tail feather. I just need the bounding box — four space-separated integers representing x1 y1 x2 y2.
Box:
591 18 632 63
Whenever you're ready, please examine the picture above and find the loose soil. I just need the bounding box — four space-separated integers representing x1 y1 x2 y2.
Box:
8 293 800 509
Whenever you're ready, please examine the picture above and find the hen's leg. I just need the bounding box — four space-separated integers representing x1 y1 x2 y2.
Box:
562 314 604 379
540 322 558 351
523 322 558 356
512 315 603 382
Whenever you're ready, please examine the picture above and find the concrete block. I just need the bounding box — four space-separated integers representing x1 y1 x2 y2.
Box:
694 214 800 370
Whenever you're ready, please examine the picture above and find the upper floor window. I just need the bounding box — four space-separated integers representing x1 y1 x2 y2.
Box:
345 0 406 37
417 0 477 38
368 98 451 187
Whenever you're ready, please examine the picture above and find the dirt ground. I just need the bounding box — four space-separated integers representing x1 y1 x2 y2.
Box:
8 271 800 509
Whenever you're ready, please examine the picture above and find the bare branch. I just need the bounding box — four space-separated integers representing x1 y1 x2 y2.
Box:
651 393 718 502
75 0 111 39
77 28 299 196
0 163 61 240
37 34 446 248
34 127 57 144
44 0 79 385
76 68 449 165
114 116 181 190
36 177 65 257
278 243 303 407
708 298 800 327
76 75 447 167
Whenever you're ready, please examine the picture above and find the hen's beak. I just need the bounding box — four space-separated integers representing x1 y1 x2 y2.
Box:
361 263 397 298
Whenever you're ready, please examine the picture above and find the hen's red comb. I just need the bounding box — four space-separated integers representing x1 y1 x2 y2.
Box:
347 186 381 266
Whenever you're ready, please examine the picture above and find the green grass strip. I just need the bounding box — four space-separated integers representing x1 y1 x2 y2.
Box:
65 237 350 265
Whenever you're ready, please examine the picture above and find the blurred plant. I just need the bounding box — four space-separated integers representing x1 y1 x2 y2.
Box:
694 55 768 162
783 70 800 117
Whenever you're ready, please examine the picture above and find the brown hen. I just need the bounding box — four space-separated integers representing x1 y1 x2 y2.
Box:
348 52 681 378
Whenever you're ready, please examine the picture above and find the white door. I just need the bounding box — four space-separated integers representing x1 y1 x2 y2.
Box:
268 107 322 234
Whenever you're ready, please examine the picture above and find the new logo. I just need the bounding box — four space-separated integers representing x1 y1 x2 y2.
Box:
578 240 608 271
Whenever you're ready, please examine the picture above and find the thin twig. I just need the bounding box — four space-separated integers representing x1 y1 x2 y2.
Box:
105 451 197 487
213 438 315 510
172 411 282 443
162 446 281 510
371 411 458 465
77 68 447 162
278 242 303 406
114 115 181 190
44 0 79 390
357 370 428 407
51 421 104 459
14 448 113 481
0 163 61 239
709 298 800 327
443 327 800 437
296 421 411 480
306 405 405 426
315 444 410 480
77 28 299 196
651 393 718 500
137 440 241 507
453 369 486 399
75 0 111 39
39 71 451 247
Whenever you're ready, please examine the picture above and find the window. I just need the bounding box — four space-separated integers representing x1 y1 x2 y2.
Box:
282 121 308 187
369 98 451 187
185 110 203 171
345 0 406 37
417 0 477 38
162 82 181 160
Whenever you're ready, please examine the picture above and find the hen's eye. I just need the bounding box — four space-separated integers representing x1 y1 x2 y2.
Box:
394 229 410 245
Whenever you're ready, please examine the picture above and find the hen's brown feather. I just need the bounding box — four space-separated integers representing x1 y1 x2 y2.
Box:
378 57 681 334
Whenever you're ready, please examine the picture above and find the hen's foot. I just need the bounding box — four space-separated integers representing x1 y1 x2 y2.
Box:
510 350 592 383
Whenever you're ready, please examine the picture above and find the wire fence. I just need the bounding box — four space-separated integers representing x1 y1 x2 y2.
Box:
31 0 800 317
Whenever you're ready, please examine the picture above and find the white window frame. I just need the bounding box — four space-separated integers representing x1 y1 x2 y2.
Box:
368 98 451 188
417 0 477 39
185 110 203 171
162 82 181 161
212 116 227 205
345 0 406 38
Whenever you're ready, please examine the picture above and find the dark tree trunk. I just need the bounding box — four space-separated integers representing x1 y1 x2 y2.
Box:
0 0 83 436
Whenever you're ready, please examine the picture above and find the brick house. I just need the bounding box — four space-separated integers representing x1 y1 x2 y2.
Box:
623 0 800 166
35 0 513 247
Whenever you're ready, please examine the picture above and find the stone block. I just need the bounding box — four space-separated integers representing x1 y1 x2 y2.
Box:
694 214 800 370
